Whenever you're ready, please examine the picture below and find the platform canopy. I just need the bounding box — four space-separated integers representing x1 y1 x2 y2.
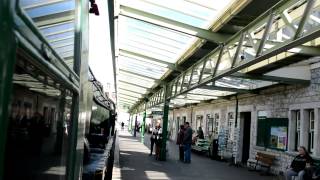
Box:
113 0 320 112
116 0 244 109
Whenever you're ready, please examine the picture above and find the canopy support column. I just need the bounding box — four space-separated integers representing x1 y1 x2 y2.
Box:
134 114 137 137
160 85 170 161
141 103 147 143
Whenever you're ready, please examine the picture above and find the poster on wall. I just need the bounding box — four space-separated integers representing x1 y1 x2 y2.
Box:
270 126 287 150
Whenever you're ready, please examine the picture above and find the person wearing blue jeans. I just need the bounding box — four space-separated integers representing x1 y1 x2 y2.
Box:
183 122 192 163
184 143 191 163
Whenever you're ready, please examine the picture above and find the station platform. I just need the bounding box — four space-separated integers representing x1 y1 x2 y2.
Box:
112 129 275 180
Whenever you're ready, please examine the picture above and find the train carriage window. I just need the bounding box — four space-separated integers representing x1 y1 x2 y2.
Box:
5 55 74 180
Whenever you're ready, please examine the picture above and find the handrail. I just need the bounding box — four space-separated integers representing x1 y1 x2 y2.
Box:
16 32 80 93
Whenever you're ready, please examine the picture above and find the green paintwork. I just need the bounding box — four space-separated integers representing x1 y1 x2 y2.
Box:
67 0 90 179
0 1 16 178
0 0 91 179
141 105 146 143
128 114 132 131
134 114 137 137
159 86 170 161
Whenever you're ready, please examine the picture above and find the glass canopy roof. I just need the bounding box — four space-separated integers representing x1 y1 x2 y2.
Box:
20 0 76 67
117 0 236 107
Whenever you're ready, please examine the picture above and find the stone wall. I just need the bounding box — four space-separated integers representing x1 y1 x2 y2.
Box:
168 64 320 174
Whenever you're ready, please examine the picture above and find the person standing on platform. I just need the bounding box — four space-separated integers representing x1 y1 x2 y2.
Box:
121 122 124 130
197 127 204 139
183 122 192 163
176 125 185 161
155 125 162 160
149 125 158 156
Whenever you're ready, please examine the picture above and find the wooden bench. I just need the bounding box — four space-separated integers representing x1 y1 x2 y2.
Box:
248 152 276 175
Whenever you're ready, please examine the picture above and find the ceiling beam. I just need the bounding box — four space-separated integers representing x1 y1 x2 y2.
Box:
118 99 136 104
119 49 183 71
254 39 320 56
118 88 144 96
187 93 219 97
24 0 65 10
118 98 138 104
34 10 75 27
201 85 250 93
230 72 310 85
118 80 151 90
119 69 158 81
118 93 141 100
119 5 230 44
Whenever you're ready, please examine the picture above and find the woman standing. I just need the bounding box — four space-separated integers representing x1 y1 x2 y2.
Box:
149 126 158 156
176 125 185 161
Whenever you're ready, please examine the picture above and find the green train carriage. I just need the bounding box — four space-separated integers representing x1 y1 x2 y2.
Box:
0 0 115 179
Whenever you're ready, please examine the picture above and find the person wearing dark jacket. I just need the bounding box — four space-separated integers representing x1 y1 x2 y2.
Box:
149 126 158 156
286 146 313 180
176 125 185 161
197 127 204 139
183 122 192 163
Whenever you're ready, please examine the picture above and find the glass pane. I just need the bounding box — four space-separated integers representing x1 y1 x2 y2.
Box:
5 57 72 179
118 16 197 64
118 89 143 98
24 1 75 18
40 21 74 35
118 56 168 78
119 53 168 68
120 0 233 28
19 0 76 62
119 71 155 83
121 0 205 27
118 76 154 88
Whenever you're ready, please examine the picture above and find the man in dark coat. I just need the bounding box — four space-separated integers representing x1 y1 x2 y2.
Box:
183 122 192 163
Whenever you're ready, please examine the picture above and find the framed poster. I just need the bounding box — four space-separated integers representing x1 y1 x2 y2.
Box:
270 126 288 150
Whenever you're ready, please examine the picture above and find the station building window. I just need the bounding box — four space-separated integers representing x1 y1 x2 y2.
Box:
256 117 288 150
295 110 301 150
309 109 315 153
206 114 214 137
227 112 234 141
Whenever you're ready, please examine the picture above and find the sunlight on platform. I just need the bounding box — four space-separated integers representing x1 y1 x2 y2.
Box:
145 171 170 180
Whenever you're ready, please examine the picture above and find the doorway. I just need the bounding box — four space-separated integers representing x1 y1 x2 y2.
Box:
241 112 251 164
196 115 203 129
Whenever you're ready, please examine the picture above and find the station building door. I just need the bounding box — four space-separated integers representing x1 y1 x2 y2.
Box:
240 112 251 164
